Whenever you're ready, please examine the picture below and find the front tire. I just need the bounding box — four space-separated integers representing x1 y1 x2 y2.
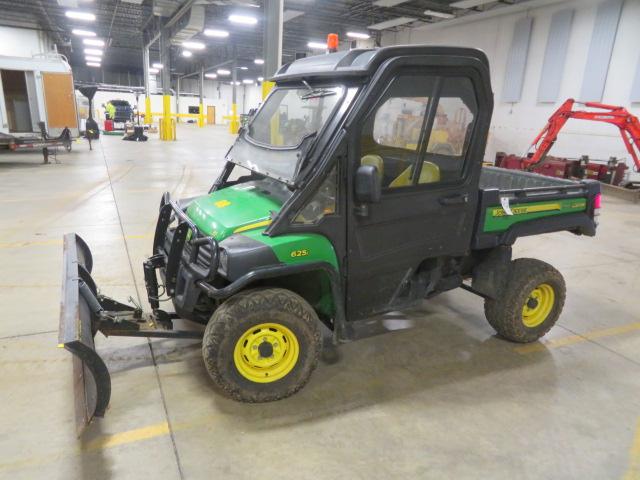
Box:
484 258 566 343
202 288 321 402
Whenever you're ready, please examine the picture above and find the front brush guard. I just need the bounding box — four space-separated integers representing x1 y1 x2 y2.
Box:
58 233 202 435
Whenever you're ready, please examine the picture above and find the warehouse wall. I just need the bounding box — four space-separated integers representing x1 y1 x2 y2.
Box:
0 26 53 57
178 78 263 123
382 0 640 180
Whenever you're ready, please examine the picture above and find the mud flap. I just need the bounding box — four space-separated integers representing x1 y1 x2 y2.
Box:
58 233 111 436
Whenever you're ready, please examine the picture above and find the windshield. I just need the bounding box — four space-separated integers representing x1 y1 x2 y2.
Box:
247 86 342 147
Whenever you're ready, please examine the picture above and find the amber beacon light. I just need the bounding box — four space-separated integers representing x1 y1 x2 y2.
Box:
327 33 339 53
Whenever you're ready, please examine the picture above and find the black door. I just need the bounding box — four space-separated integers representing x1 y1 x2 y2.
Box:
346 66 484 320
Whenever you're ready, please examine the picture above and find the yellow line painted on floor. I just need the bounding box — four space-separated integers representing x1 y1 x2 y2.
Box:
83 421 171 451
514 322 640 354
624 418 640 480
0 421 176 473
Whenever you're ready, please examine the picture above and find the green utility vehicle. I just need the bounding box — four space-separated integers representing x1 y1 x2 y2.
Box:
59 46 601 433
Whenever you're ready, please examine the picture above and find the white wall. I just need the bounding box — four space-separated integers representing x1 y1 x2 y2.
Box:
0 26 53 57
382 0 640 180
177 78 263 124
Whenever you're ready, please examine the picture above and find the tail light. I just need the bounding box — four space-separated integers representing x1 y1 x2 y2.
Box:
594 192 602 209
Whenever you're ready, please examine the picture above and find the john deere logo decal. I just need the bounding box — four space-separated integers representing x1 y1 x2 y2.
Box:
215 200 231 208
492 203 561 217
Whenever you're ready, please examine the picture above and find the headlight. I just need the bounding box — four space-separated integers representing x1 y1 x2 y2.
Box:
218 248 228 274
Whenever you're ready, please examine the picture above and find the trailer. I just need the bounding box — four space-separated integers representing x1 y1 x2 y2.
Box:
0 52 79 159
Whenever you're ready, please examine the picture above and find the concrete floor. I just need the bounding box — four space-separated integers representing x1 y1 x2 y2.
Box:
1 124 639 480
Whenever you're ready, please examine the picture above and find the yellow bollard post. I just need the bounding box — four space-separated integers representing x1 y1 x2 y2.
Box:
198 103 205 128
262 80 275 100
161 95 174 141
229 103 239 134
145 96 152 124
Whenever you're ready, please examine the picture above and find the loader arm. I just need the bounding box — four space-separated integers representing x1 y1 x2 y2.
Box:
523 98 640 172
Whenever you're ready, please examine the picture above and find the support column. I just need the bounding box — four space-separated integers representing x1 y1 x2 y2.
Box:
262 0 283 99
143 46 152 123
198 66 205 127
229 58 239 134
160 28 175 141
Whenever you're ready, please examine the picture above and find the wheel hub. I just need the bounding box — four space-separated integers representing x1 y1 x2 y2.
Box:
233 323 300 383
258 341 274 358
522 283 555 328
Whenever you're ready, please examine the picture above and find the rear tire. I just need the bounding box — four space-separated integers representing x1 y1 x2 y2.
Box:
202 288 321 402
484 258 566 343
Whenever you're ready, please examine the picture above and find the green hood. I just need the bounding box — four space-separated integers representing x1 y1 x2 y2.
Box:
186 184 284 240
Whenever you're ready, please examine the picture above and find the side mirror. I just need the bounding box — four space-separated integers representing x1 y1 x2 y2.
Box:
355 164 382 204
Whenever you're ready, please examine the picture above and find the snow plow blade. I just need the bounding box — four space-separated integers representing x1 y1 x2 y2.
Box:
58 233 110 436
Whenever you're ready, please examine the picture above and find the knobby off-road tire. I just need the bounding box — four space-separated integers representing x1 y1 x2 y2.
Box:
202 288 322 402
484 258 566 343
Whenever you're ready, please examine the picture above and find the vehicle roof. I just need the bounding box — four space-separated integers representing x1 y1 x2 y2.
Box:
271 45 489 83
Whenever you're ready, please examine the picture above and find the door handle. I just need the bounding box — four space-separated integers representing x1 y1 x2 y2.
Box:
439 193 468 206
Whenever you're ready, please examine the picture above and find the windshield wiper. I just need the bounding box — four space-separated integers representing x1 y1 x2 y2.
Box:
300 80 337 100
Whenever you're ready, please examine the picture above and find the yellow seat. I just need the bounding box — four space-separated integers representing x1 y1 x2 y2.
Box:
389 161 440 188
360 154 384 179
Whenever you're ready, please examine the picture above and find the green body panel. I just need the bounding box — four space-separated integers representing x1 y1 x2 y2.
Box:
242 228 339 270
186 185 284 240
242 228 339 318
483 198 587 233
186 186 339 317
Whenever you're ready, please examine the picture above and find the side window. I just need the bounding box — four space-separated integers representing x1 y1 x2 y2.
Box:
360 74 477 189
293 166 337 224
372 97 429 151
361 74 436 190
424 77 477 182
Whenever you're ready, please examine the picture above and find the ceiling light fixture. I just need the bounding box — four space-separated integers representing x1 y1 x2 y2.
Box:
182 50 193 57
346 31 370 39
204 28 229 38
373 0 409 6
450 0 495 8
242 79 254 84
283 9 304 22
65 10 95 21
83 38 104 46
367 16 416 30
205 73 218 79
307 41 327 50
72 28 96 37
182 41 205 50
228 14 258 25
257 76 264 82
238 66 248 70
254 58 264 65
148 68 159 74
86 62 101 67
85 55 101 62
217 69 231 75
152 62 163 69
84 48 102 55
233 81 242 86
423 9 455 18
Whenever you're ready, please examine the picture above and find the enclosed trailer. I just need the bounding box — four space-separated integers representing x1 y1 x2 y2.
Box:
0 53 79 149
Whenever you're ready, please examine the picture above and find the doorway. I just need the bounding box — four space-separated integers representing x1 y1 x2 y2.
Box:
207 105 216 124
1 70 32 132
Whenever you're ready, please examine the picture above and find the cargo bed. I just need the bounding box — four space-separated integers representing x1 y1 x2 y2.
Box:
473 167 600 249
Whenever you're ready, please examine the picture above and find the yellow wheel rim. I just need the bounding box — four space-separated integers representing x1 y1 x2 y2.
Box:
233 323 299 383
522 283 555 328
